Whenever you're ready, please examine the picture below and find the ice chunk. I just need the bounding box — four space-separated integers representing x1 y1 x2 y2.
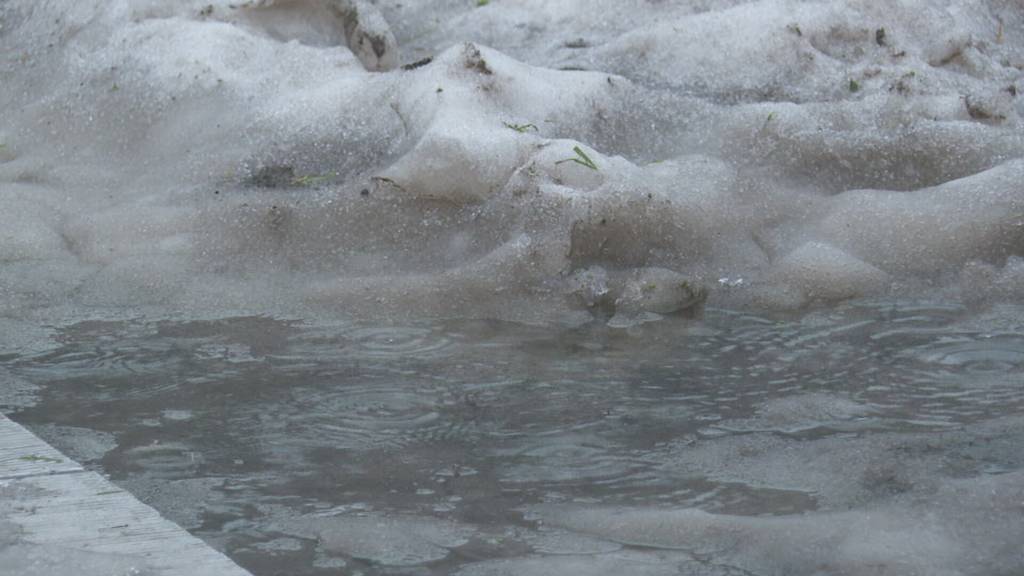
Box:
770 242 890 303
456 550 716 576
615 267 708 316
712 393 875 434
533 471 1024 576
813 160 1024 277
568 266 611 309
376 121 524 204
31 425 116 463
522 528 621 555
273 513 473 566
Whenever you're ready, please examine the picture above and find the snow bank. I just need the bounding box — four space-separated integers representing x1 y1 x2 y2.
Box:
1 0 1022 323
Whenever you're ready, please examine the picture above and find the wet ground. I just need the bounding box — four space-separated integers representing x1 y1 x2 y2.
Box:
3 300 1024 575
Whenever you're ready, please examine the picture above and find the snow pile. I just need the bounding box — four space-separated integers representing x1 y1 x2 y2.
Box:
0 0 1022 325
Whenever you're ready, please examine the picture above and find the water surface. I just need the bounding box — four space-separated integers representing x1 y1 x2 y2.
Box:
5 300 1024 575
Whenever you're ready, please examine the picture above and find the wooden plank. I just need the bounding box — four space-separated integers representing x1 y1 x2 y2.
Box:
0 413 82 479
0 414 252 576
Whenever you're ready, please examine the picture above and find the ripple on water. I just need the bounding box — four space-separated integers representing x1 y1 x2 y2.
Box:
344 326 454 359
260 383 448 454
909 335 1024 374
114 442 203 480
12 304 1024 576
863 333 1024 425
500 435 648 486
18 343 172 381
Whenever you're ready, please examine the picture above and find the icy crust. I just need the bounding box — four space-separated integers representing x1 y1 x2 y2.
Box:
530 472 1024 576
513 410 1024 576
215 417 1024 575
1 0 1023 323
271 513 473 566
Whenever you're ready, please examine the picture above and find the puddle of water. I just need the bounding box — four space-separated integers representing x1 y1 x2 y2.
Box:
3 301 1024 575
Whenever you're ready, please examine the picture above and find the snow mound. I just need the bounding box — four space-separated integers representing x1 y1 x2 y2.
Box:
1 0 1023 323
